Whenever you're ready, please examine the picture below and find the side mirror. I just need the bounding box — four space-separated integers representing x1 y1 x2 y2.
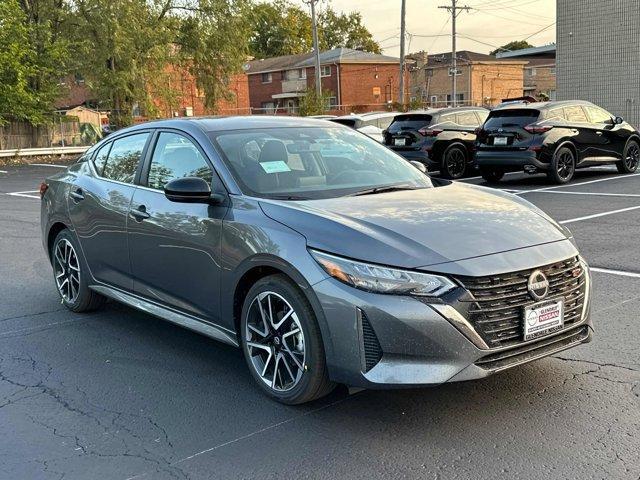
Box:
614 116 624 125
164 177 214 203
410 160 427 173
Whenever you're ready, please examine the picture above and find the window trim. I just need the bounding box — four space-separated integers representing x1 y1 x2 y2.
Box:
320 65 331 77
261 72 272 84
138 128 228 196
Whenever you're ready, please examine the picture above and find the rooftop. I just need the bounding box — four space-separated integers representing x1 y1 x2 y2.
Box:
496 44 556 59
246 47 400 74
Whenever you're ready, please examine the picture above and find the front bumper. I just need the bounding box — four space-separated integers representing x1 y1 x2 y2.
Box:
312 257 593 389
475 149 549 170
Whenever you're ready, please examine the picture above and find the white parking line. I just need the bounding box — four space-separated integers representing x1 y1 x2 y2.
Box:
535 190 640 198
0 170 7 174
5 190 40 199
559 205 640 224
515 172 640 195
591 267 640 279
30 163 67 168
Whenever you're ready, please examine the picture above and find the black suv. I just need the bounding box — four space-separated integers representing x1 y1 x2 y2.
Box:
475 100 640 183
383 107 489 179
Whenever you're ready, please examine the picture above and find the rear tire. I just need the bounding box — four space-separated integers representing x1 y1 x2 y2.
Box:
547 145 575 184
440 145 467 179
616 140 640 173
51 229 106 313
240 274 335 405
480 168 505 183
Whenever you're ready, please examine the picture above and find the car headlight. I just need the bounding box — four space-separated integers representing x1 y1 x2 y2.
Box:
310 249 456 297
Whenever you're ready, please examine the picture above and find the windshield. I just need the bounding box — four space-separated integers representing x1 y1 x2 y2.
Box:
211 126 432 200
388 114 432 132
484 109 540 128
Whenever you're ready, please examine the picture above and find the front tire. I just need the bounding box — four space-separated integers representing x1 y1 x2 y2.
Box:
440 145 467 179
617 140 640 173
480 167 505 183
547 145 575 184
240 274 335 404
51 229 105 312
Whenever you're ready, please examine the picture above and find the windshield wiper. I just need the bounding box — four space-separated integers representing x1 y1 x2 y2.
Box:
268 194 310 201
349 184 421 197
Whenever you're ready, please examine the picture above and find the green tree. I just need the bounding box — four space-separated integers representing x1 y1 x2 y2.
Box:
297 87 331 116
489 40 534 56
247 1 380 58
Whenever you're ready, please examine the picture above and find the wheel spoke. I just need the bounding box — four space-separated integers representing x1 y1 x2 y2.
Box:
248 323 268 338
272 307 293 331
247 341 271 353
283 344 303 370
260 350 273 377
280 353 296 382
271 354 281 389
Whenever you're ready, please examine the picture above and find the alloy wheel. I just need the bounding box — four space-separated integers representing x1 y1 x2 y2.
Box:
625 143 640 170
53 238 81 303
245 291 306 392
556 151 575 180
445 149 466 178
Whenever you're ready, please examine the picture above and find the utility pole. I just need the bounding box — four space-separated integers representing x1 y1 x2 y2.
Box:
306 0 322 94
438 0 470 107
399 0 406 106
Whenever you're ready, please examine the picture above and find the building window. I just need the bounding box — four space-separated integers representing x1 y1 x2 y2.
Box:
527 67 537 76
285 69 306 81
320 65 331 77
261 72 272 84
298 68 307 79
261 102 276 114
549 67 556 75
325 96 338 109
446 93 464 105
430 95 438 105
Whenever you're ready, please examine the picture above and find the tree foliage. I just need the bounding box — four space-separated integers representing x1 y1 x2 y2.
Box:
489 40 534 56
248 0 381 58
297 87 331 116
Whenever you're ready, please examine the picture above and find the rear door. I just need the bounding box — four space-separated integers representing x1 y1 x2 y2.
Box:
385 114 432 149
128 130 227 323
67 132 150 290
476 109 541 150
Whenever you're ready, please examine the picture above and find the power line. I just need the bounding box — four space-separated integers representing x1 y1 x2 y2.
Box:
438 0 471 107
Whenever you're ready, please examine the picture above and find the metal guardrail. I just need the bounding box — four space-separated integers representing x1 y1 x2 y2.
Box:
0 146 90 158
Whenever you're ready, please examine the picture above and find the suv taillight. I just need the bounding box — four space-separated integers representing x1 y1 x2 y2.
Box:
524 123 553 134
418 127 442 137
39 182 48 198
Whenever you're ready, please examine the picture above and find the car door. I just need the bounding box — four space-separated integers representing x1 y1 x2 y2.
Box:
584 105 626 159
455 110 480 148
67 131 150 290
128 130 227 323
563 104 600 161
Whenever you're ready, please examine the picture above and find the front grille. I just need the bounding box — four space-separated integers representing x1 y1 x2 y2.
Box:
360 311 383 372
456 257 586 348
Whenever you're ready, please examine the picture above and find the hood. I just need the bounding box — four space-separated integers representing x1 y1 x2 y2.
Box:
259 182 568 269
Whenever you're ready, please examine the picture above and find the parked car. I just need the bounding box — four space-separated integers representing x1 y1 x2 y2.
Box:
329 112 399 143
307 115 337 120
41 116 592 404
475 100 640 183
383 107 489 179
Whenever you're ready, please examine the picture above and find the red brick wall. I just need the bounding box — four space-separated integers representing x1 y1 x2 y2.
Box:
338 63 404 113
248 71 285 110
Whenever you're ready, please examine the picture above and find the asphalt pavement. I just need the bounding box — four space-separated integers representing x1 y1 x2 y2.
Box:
1 163 638 480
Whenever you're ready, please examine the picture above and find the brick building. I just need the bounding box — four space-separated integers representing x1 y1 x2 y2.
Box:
497 44 556 101
407 51 526 107
245 47 406 114
557 0 640 128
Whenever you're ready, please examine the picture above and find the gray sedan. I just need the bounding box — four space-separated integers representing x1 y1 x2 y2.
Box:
40 116 592 404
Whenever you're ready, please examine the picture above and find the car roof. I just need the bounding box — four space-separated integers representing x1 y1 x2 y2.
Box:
107 115 344 136
493 100 594 111
399 106 488 116
332 111 401 121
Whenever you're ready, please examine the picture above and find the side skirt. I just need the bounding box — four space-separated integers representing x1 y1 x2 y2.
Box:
90 285 239 347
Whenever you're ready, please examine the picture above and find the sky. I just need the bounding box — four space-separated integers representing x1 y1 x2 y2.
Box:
291 0 556 57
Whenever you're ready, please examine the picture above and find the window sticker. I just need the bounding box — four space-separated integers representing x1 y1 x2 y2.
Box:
260 161 291 173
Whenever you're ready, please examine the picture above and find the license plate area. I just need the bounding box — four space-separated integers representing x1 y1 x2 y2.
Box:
523 298 564 341
394 138 406 146
493 136 508 146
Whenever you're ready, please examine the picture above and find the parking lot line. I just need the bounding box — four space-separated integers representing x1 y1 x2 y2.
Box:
0 170 7 174
6 190 40 199
535 190 640 198
591 267 640 279
559 205 640 224
30 163 67 168
515 172 640 195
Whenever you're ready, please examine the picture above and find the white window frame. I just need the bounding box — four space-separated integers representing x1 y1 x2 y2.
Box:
261 72 272 84
320 65 331 77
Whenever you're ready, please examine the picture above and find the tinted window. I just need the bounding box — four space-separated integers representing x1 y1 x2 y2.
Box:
376 117 395 130
484 109 540 128
212 127 432 200
456 112 479 126
545 108 566 121
585 105 612 124
330 118 358 128
147 132 212 191
439 112 456 124
93 142 112 175
102 133 149 183
388 114 432 132
563 105 588 123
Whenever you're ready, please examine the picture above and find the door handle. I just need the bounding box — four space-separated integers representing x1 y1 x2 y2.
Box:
596 131 603 135
130 205 150 221
69 188 84 202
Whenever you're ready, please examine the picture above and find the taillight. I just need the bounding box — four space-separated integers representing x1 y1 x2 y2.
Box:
39 182 48 198
418 127 442 137
524 124 552 134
